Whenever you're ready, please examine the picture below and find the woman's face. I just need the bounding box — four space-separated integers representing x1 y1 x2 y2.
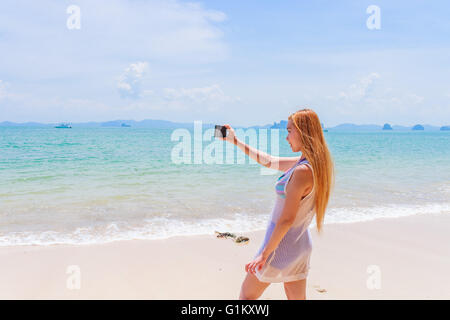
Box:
286 119 302 153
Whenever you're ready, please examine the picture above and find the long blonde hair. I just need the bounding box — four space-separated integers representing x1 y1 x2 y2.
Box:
288 108 334 233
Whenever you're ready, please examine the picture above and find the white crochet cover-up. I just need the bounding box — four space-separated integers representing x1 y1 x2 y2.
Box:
254 158 316 283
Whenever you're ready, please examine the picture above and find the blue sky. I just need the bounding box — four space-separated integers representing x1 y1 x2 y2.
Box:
0 0 449 126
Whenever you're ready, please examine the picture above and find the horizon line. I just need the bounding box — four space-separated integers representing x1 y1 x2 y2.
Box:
0 119 449 128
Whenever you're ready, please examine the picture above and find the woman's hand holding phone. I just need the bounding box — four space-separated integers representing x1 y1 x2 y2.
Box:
216 124 236 145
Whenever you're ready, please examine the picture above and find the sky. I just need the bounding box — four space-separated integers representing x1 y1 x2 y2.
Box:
0 0 449 127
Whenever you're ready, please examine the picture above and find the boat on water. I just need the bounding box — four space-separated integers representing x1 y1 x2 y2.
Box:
121 123 131 127
55 123 72 128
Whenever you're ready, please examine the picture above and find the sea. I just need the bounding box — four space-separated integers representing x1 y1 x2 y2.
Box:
0 126 449 246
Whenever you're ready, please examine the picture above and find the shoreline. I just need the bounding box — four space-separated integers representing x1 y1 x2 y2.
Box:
1 204 449 247
0 213 449 299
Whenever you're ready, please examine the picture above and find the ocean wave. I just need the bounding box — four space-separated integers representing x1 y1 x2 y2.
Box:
0 203 449 246
322 202 450 225
0 214 269 247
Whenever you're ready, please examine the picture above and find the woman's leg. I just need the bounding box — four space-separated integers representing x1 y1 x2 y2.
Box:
239 272 271 300
283 278 307 300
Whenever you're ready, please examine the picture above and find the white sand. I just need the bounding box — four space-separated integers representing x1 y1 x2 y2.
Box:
0 213 449 299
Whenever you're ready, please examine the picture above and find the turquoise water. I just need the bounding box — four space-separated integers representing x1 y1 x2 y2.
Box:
0 127 449 245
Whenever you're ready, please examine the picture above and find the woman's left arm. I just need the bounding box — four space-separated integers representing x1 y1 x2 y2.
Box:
246 166 312 274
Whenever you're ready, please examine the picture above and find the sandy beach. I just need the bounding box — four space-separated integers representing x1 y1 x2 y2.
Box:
0 213 449 300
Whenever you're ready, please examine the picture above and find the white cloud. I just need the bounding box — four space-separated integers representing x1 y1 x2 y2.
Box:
316 72 436 124
0 0 231 121
406 93 424 105
0 0 229 81
163 84 238 103
338 72 380 101
0 80 22 102
0 80 7 99
118 84 240 114
0 94 117 123
117 62 149 99
161 84 240 112
183 2 227 22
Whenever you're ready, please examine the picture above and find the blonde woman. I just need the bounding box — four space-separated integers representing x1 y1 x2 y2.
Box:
220 108 334 300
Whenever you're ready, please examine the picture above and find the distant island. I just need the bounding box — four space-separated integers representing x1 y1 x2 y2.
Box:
54 123 72 129
0 120 444 131
270 120 288 129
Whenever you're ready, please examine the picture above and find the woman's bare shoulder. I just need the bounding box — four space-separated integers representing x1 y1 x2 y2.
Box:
285 165 314 200
293 164 313 180
289 164 314 190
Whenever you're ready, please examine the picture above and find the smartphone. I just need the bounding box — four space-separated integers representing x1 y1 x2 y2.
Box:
214 125 227 138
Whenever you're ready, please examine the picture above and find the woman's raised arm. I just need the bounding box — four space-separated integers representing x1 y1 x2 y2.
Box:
218 124 301 171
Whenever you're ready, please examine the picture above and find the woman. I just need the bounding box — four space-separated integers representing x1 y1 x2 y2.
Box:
220 108 334 300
